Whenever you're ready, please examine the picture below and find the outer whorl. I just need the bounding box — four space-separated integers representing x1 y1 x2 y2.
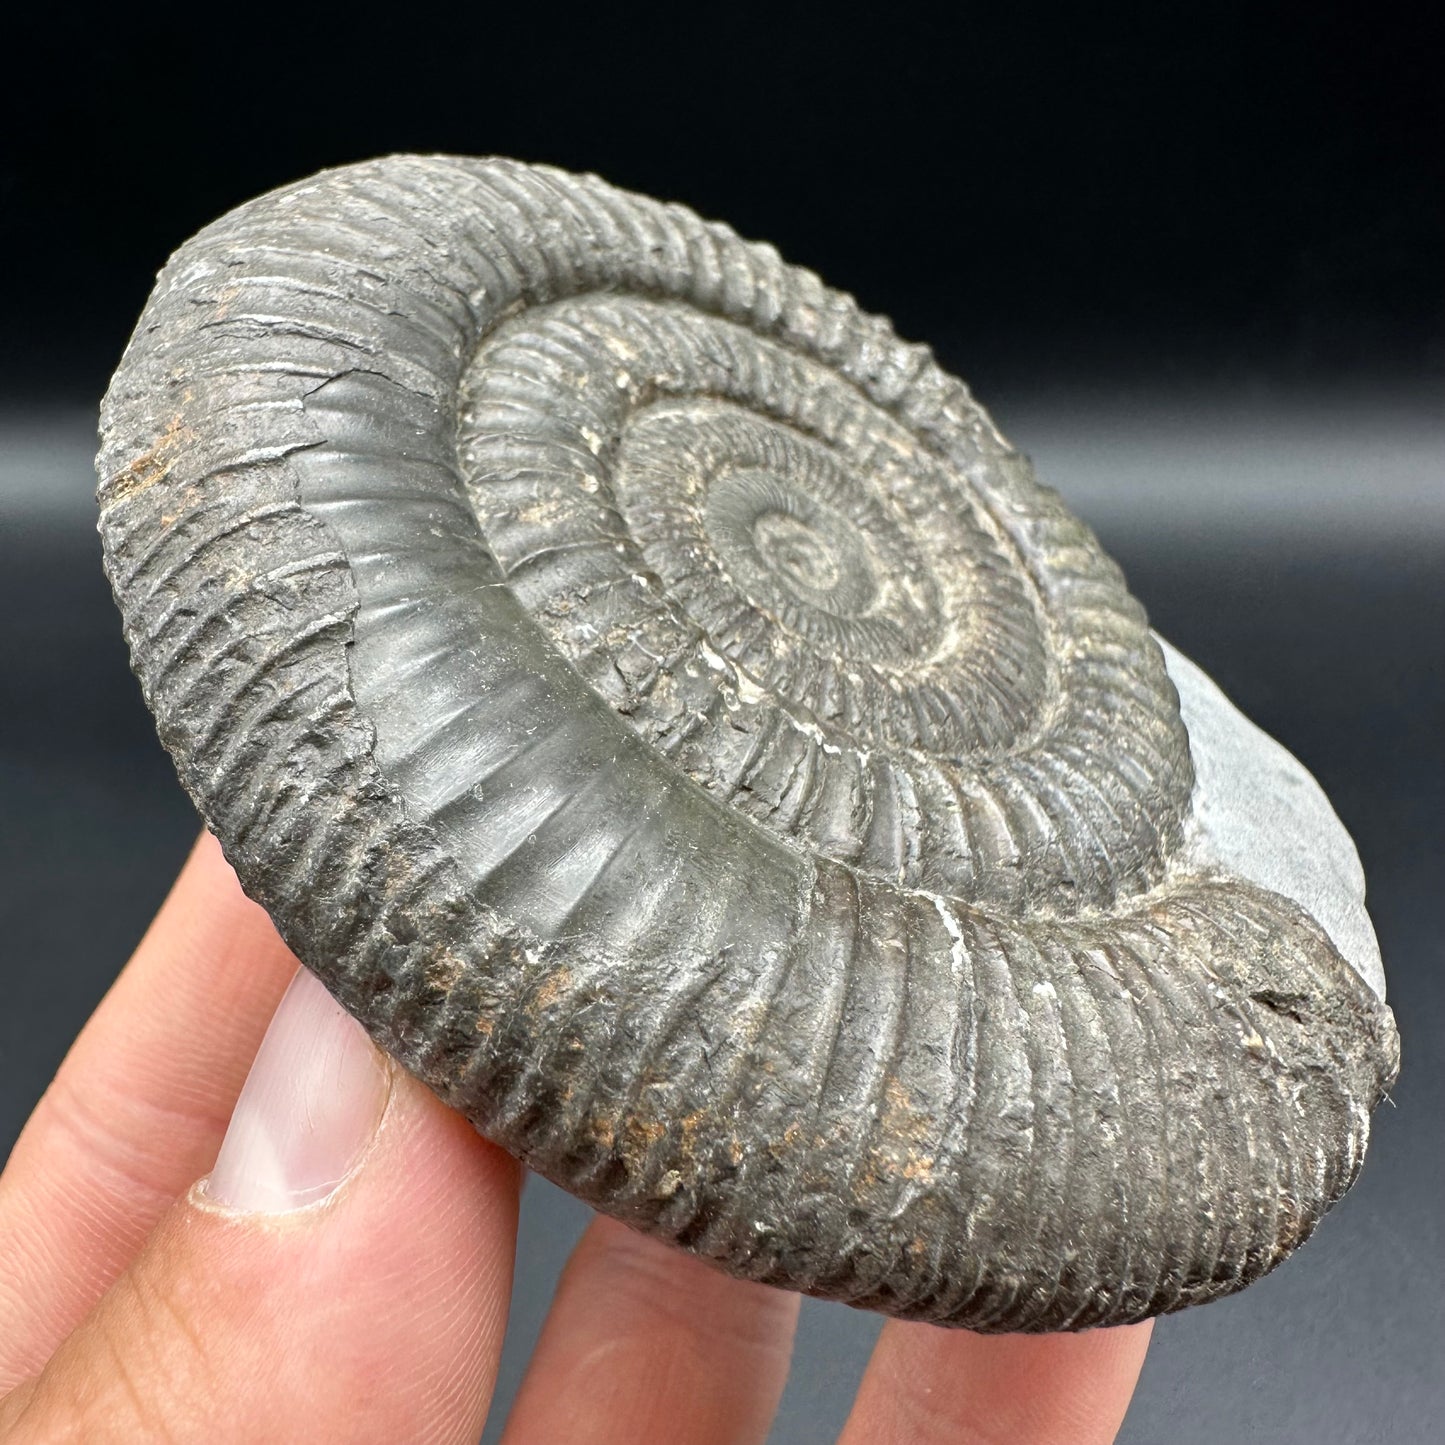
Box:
97 156 1399 1331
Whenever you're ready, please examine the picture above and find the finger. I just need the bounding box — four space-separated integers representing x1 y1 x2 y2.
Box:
0 832 298 1388
0 967 520 1445
836 1317 1153 1445
500 1217 799 1445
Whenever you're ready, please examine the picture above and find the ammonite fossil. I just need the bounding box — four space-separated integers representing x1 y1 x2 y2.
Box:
97 156 1399 1331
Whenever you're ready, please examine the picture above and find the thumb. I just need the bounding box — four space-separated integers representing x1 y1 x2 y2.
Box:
0 969 520 1445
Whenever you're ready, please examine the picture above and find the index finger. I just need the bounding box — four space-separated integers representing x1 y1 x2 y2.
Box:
0 832 298 1388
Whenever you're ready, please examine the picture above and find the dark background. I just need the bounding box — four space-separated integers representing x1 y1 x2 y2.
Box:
2 3 1440 1441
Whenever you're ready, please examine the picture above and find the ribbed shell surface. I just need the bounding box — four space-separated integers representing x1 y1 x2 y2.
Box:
96 156 1399 1331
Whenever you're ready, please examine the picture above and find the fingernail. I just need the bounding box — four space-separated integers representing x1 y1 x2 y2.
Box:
202 968 390 1213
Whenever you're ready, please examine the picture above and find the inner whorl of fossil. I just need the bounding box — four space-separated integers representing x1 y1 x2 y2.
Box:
745 505 851 601
625 401 943 667
457 290 1193 912
460 296 1045 752
708 469 880 622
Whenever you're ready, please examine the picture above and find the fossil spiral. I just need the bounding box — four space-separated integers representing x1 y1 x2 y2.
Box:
97 156 1398 1330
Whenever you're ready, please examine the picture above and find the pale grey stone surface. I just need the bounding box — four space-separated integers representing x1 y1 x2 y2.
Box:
1160 636 1386 1000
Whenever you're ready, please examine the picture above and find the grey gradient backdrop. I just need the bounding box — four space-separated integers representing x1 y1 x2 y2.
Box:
2 2 1441 1439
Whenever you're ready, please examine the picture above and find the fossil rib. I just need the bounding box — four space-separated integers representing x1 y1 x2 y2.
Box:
97 156 1398 1331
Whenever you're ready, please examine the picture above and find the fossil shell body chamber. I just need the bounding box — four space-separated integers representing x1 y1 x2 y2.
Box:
97 157 1398 1331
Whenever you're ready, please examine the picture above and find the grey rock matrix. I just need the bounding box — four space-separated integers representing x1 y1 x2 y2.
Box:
96 156 1398 1331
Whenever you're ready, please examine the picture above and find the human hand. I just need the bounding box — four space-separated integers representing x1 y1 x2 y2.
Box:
0 833 1151 1443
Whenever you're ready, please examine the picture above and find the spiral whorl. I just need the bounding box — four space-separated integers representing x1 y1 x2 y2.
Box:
96 156 1398 1330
